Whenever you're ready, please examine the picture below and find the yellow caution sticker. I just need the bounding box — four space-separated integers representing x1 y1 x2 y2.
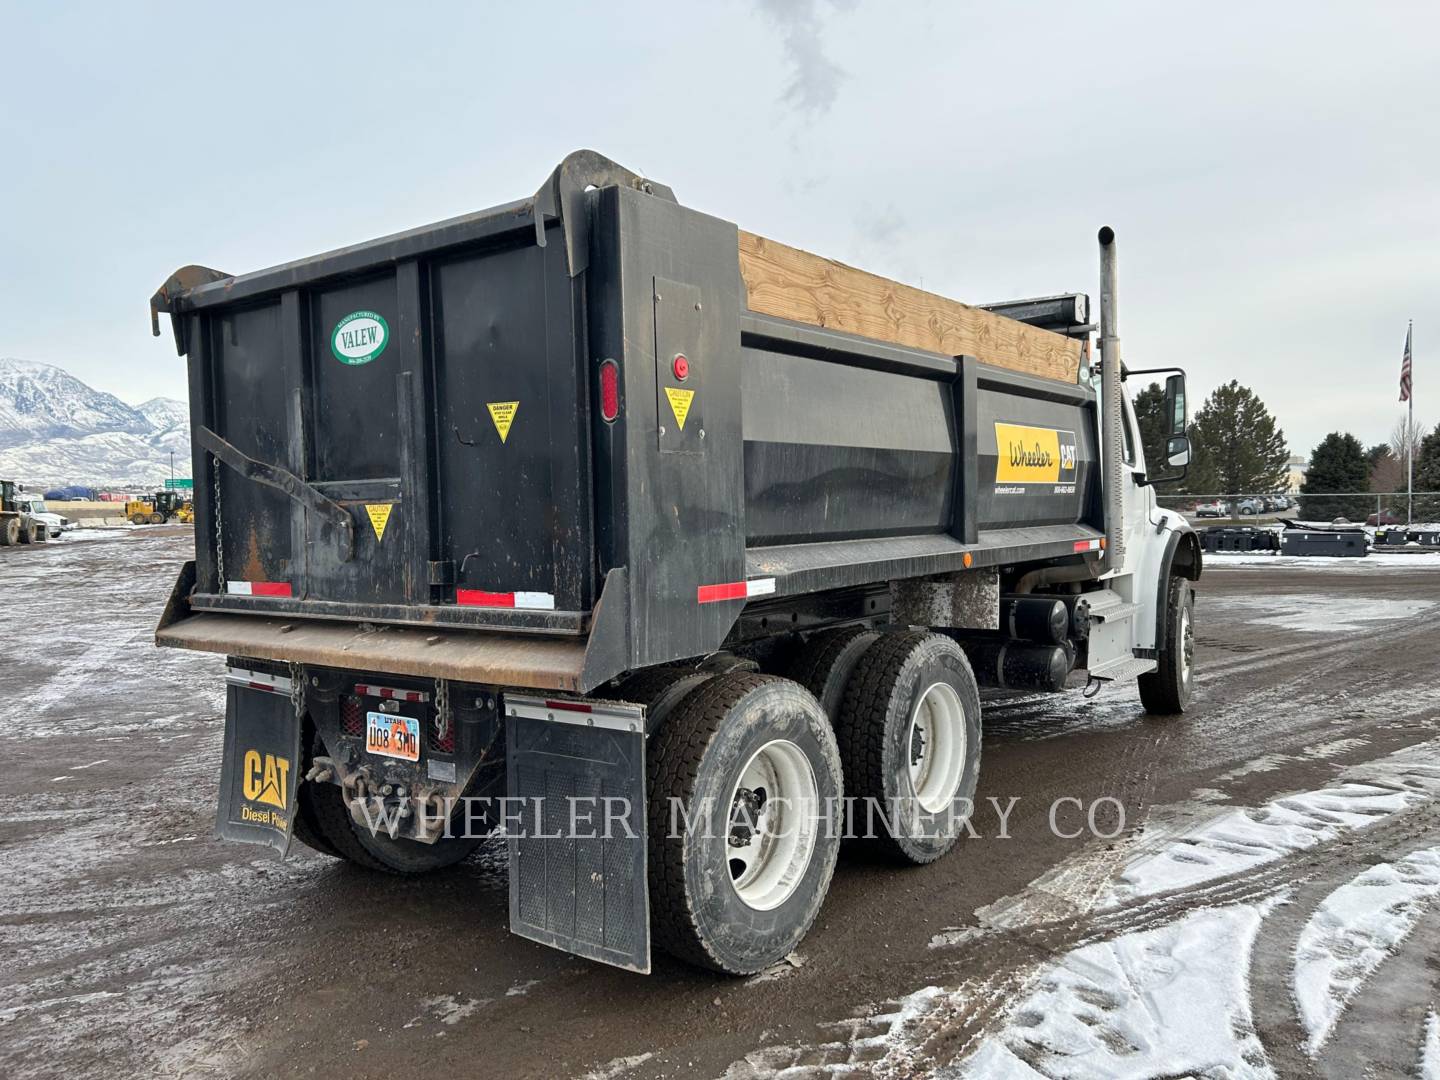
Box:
664 386 695 431
364 503 393 542
994 423 1079 485
487 401 520 443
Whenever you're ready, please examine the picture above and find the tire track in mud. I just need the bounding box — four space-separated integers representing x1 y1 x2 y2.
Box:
726 767 1440 1077
1248 857 1440 1079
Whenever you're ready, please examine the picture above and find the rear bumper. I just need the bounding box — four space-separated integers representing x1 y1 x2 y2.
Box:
155 561 628 692
159 610 590 692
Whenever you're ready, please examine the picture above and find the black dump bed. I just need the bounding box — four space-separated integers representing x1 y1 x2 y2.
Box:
154 151 1102 692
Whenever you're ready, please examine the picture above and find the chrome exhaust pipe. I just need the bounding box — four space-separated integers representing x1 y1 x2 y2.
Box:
1095 226 1125 573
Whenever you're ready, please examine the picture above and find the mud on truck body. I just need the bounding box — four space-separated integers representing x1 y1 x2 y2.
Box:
151 151 1200 974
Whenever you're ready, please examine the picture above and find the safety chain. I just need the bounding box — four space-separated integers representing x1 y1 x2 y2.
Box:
288 661 305 721
433 677 451 745
212 452 226 591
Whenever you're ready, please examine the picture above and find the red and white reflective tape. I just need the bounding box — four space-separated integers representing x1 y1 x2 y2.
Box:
455 589 556 610
1073 538 1103 553
226 580 293 598
697 577 777 604
225 665 293 696
354 683 430 704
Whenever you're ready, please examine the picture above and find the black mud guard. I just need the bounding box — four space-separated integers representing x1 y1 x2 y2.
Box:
216 677 302 856
504 694 649 972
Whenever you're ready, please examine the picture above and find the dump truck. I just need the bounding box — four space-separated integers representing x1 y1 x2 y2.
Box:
1 479 49 546
150 151 1200 975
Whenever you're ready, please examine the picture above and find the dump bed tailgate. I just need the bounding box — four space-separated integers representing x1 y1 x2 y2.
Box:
175 209 593 632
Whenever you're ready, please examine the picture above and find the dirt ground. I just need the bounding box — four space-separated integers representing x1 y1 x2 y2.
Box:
2 530 1438 1079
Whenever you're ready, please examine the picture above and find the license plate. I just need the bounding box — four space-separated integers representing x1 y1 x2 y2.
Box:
365 711 420 762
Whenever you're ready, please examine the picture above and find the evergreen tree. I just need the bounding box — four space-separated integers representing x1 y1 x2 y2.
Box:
1300 432 1371 520
1185 381 1290 498
1413 422 1440 522
1132 382 1170 477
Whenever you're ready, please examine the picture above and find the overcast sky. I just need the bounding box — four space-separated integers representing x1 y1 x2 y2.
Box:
3 1 1436 454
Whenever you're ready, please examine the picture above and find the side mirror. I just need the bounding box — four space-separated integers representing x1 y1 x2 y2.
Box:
1167 434 1191 468
1164 373 1186 436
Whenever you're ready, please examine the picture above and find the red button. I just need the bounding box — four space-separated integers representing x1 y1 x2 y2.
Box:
672 353 690 381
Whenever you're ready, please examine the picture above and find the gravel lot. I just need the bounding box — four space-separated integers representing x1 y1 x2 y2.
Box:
2 531 1438 1079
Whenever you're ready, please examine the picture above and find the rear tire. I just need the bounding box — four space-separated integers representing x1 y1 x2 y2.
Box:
0 518 15 546
148 512 164 525
786 625 881 721
295 739 483 873
1138 575 1194 715
130 514 148 525
648 672 843 974
835 632 982 864
17 523 31 544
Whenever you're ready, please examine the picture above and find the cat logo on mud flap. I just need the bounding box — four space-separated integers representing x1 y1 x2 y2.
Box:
242 750 290 811
994 423 1079 486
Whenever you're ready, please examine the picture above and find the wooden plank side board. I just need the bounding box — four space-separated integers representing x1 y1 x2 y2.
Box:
737 230 1082 383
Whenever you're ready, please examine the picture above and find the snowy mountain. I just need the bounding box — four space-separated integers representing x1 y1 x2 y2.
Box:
0 359 190 488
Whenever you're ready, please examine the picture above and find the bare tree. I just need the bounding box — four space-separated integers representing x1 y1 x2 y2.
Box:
1391 414 1427 476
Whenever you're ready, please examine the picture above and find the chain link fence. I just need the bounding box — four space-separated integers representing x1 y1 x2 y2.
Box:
1154 491 1440 526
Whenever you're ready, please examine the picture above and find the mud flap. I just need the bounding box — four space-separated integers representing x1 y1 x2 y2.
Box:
216 681 302 856
505 697 649 972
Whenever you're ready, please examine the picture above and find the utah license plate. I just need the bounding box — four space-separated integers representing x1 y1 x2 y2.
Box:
365 712 420 761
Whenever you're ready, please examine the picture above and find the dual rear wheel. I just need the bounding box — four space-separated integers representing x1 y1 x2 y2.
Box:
647 630 982 973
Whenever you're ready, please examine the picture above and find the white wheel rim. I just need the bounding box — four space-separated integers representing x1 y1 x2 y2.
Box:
906 682 968 814
1179 603 1193 684
726 739 819 911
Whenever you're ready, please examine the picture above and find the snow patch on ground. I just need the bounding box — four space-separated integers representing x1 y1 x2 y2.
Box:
581 1051 656 1079
1423 1012 1440 1080
1206 552 1440 571
1106 739 1440 906
1293 847 1440 1054
1204 594 1435 633
955 901 1279 1079
417 994 488 1026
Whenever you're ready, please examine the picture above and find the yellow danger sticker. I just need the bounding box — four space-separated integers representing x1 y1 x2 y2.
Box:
664 386 695 431
487 401 519 443
994 423 1079 485
364 503 393 542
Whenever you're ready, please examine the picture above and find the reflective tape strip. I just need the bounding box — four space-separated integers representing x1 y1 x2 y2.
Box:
354 683 430 703
225 580 293 598
696 577 777 604
455 589 556 610
1073 539 1102 553
505 693 645 733
225 666 293 695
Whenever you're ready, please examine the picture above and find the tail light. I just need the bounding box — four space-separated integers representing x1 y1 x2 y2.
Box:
340 695 364 737
598 359 620 423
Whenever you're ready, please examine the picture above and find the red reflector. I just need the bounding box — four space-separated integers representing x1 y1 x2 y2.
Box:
599 359 620 422
672 353 690 381
544 699 593 713
456 589 516 608
697 581 749 604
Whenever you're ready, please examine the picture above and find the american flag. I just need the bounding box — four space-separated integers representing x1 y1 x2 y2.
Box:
1400 323 1412 402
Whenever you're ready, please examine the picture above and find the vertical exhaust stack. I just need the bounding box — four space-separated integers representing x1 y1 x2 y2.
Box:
1095 226 1125 574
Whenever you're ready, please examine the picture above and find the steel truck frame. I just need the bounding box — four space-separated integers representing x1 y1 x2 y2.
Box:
152 151 1200 974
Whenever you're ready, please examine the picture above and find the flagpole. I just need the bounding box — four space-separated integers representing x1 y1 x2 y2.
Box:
1408 319 1414 527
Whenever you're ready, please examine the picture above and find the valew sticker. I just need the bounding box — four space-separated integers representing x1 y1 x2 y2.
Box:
331 311 389 365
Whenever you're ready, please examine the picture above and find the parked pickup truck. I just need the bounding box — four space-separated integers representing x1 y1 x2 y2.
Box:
150 151 1201 975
